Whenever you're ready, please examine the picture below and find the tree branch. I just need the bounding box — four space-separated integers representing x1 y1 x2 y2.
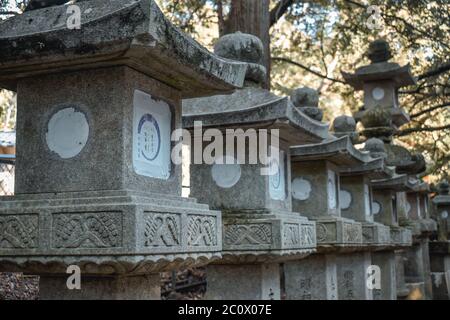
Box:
410 102 450 119
270 0 296 27
272 56 346 84
395 124 450 137
417 61 450 80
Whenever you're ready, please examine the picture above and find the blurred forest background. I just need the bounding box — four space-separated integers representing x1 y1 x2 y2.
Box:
0 0 449 182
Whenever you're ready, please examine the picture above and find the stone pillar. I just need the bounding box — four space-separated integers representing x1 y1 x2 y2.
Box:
284 254 337 300
372 251 396 300
0 0 248 300
336 252 372 300
39 275 161 300
206 264 280 300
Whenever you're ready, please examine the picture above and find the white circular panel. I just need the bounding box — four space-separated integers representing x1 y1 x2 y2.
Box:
46 107 89 159
340 190 352 210
372 201 381 215
441 211 449 219
211 156 241 189
372 87 385 101
292 177 312 201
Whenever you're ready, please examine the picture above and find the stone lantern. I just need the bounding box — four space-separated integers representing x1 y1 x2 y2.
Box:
183 32 330 300
0 0 248 299
288 133 369 300
342 39 416 141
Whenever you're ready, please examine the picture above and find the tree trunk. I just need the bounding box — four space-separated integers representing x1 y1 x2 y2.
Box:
221 0 271 88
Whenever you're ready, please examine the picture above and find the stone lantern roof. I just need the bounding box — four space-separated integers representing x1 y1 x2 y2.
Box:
0 0 247 98
342 63 416 91
183 88 330 144
290 136 370 165
371 173 413 192
384 145 427 175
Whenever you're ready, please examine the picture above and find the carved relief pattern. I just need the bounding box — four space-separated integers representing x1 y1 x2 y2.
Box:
224 224 272 245
187 215 217 246
362 227 374 243
52 212 122 248
301 225 316 246
316 223 328 243
144 212 180 247
283 223 300 246
0 215 38 249
391 230 401 243
379 227 390 243
343 223 362 243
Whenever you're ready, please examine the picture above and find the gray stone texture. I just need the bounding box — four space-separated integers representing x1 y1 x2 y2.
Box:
0 190 222 275
16 67 180 194
372 251 397 300
284 254 338 300
39 274 160 300
205 264 280 300
290 87 323 122
336 252 373 300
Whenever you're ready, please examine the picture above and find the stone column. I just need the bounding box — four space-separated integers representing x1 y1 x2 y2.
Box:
0 0 248 300
336 252 373 300
284 254 338 300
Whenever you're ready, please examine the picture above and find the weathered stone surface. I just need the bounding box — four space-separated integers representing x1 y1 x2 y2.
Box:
396 250 410 298
284 254 338 300
367 39 392 63
219 212 316 262
384 145 426 175
290 87 319 108
362 222 391 247
290 87 323 121
336 252 373 300
342 62 416 91
214 32 266 85
291 136 371 166
0 190 222 275
0 0 247 98
331 115 359 143
364 138 387 159
183 87 330 144
39 274 160 300
343 39 415 131
25 0 87 11
372 251 397 300
314 217 363 250
205 264 280 300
